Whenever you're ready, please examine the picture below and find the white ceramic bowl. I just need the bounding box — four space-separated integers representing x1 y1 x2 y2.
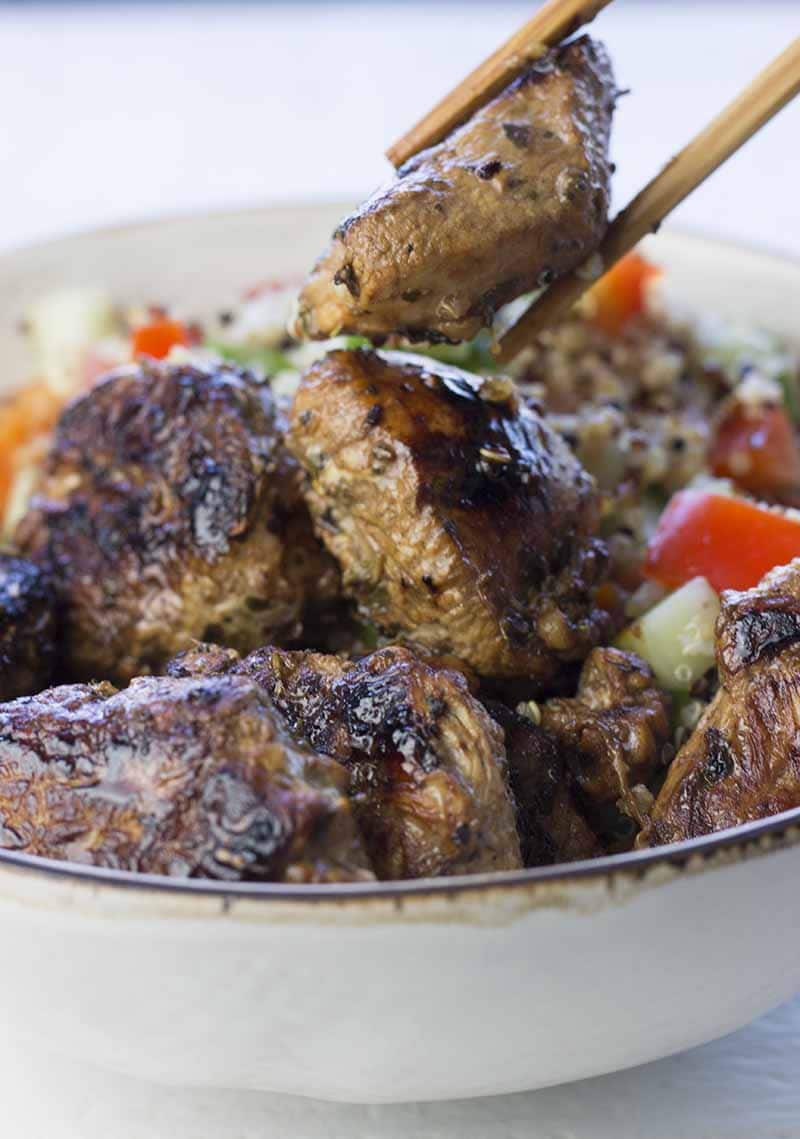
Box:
1 205 800 1105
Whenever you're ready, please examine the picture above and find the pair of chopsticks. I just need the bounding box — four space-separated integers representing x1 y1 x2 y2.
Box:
387 0 800 364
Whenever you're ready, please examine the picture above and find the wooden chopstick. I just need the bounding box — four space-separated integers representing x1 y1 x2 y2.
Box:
386 0 614 169
497 37 800 364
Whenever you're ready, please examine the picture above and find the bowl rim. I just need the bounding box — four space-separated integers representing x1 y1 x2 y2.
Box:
3 205 800 903
2 196 800 272
0 806 798 902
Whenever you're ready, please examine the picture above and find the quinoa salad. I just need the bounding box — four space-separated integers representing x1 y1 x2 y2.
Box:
1 248 799 876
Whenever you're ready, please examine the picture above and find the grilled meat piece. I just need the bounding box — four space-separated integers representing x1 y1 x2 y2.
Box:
239 645 522 879
16 360 338 683
486 701 601 866
0 671 372 882
0 555 56 700
541 647 671 849
290 349 610 683
0 555 56 701
166 641 243 679
641 560 800 847
293 37 615 343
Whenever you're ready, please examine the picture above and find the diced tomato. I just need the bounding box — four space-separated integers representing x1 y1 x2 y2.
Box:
709 401 800 500
645 490 800 593
0 382 61 520
131 317 190 360
588 252 660 337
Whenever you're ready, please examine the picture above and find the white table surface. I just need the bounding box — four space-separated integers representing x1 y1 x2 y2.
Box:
2 2 800 1135
1 997 799 1138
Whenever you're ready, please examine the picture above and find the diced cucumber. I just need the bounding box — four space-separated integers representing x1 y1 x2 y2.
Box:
617 576 720 692
26 288 118 397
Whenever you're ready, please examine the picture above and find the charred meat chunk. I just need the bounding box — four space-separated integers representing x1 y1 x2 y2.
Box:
541 648 671 849
0 554 56 701
486 701 600 866
16 360 338 682
0 672 372 882
239 645 522 879
166 641 243 679
290 349 610 683
293 37 615 343
641 561 800 847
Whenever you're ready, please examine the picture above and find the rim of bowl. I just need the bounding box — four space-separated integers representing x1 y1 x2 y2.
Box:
3 197 800 271
0 807 799 901
2 204 800 902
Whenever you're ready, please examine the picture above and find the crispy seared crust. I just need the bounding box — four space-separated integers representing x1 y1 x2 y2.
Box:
542 648 671 850
290 348 610 683
293 37 615 343
0 555 56 700
16 360 338 683
641 561 800 847
486 701 601 866
239 645 522 879
0 672 373 882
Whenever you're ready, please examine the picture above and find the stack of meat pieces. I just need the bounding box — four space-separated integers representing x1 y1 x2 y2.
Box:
0 334 664 882
1 33 796 884
0 337 608 880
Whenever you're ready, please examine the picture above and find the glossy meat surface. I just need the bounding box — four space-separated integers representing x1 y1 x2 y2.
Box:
240 645 522 879
293 37 615 343
486 701 600 866
17 360 338 682
641 561 800 846
0 555 55 701
541 647 671 850
290 349 610 682
0 672 372 881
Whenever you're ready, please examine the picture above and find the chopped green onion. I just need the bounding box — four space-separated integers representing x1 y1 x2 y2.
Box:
205 340 292 377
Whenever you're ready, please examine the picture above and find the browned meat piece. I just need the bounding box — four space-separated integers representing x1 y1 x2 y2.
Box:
239 645 522 880
486 701 601 866
166 641 243 679
290 349 610 683
293 37 615 344
0 555 56 700
541 648 671 850
641 561 800 847
0 671 373 882
16 360 338 683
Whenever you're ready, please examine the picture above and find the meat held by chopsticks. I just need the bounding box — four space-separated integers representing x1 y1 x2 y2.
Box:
292 36 616 344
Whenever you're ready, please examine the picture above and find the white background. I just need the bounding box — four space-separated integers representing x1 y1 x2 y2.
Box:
1 2 800 1135
1 2 799 255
